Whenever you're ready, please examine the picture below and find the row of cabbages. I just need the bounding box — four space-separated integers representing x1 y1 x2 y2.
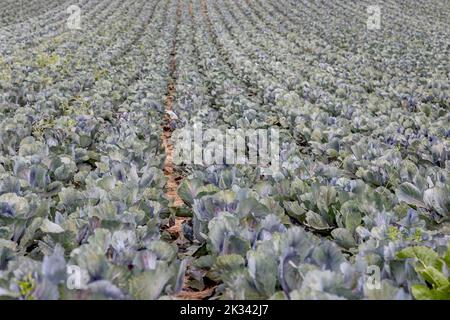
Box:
0 0 188 299
0 0 448 300
169 0 449 299
0 0 70 29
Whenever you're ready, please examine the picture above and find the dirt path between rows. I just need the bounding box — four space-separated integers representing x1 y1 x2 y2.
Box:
161 0 216 301
162 0 184 209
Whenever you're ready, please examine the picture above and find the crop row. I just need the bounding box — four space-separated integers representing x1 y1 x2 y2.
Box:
0 0 448 300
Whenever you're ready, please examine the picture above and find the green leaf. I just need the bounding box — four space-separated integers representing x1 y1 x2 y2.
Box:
412 284 450 300
247 248 277 297
396 183 425 208
210 254 245 283
19 217 43 249
283 201 306 220
338 201 362 231
331 228 356 249
420 266 449 288
177 180 219 205
269 291 287 300
444 246 450 267
423 187 450 217
128 263 175 300
305 211 330 230
40 219 64 234
397 246 441 269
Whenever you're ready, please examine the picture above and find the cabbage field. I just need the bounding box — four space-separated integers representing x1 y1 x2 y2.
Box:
0 0 449 300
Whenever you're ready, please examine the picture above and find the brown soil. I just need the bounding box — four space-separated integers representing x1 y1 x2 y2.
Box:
162 0 184 209
176 286 217 300
162 81 184 208
166 215 187 237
